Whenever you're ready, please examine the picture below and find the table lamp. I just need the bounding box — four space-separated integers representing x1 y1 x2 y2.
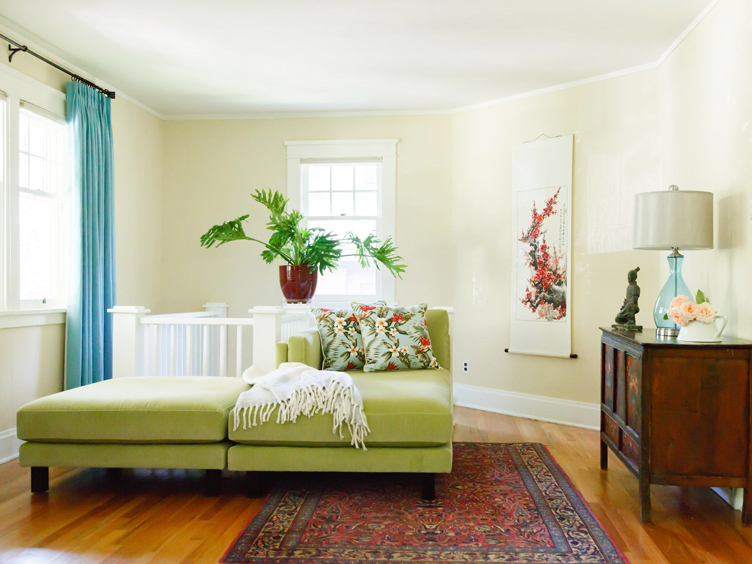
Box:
633 185 714 336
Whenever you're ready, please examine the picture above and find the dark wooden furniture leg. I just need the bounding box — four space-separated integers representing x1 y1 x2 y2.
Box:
421 473 435 501
639 477 651 523
246 471 266 498
744 486 752 526
600 438 608 470
205 469 221 497
31 467 49 494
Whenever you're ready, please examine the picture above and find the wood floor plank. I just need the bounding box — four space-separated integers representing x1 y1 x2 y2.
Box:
1 407 750 563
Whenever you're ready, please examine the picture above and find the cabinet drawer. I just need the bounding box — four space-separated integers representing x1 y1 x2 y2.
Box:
603 412 620 447
626 354 641 434
622 433 640 468
615 349 627 421
603 344 615 410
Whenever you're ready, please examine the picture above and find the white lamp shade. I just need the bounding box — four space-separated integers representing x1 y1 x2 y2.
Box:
633 189 714 250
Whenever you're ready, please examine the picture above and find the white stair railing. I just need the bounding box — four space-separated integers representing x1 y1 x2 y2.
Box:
110 302 311 379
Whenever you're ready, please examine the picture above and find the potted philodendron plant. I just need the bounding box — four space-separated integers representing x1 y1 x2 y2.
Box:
200 189 406 303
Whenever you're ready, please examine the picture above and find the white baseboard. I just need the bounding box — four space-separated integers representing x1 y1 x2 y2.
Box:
453 384 744 512
0 428 22 465
453 383 600 430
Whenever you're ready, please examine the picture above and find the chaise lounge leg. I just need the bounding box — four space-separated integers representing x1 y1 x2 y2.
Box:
421 473 435 501
246 471 266 498
31 467 49 494
205 469 222 497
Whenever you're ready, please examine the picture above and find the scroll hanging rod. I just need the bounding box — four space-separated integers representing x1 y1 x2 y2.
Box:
524 133 563 143
0 32 115 99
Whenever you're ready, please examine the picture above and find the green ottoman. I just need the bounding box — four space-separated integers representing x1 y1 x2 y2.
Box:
17 376 249 496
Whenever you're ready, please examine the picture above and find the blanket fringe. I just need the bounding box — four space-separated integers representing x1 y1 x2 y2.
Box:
233 379 371 450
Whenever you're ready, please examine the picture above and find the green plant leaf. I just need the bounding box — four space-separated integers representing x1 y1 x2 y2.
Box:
696 289 706 304
344 232 407 278
663 313 669 320
201 189 406 279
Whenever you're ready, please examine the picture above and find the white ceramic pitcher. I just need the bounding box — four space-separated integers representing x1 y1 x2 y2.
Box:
677 315 728 343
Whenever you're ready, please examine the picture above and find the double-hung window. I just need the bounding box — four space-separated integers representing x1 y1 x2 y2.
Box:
1 66 68 312
286 140 397 304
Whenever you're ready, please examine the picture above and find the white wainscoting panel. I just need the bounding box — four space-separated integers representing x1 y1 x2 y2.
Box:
0 428 22 464
453 383 600 430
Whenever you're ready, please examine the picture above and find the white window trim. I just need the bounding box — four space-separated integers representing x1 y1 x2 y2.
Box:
286 139 397 304
0 62 67 314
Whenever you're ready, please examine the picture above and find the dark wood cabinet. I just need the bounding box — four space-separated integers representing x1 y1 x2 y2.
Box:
600 327 752 524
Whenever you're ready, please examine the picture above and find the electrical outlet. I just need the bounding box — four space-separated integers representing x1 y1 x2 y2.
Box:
462 361 469 374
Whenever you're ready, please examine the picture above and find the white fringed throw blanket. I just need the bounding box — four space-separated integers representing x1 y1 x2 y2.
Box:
233 362 370 449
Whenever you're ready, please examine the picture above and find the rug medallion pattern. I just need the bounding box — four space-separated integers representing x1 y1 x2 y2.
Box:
222 443 626 563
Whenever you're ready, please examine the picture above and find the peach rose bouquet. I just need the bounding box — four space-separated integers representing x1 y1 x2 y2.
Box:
666 290 717 327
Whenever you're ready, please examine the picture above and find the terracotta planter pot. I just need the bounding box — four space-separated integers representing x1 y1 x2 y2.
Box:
279 265 318 303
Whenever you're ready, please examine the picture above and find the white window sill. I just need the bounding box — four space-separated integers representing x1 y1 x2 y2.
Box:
0 308 66 329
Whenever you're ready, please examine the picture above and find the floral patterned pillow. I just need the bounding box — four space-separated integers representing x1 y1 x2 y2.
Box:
311 302 385 371
352 303 440 372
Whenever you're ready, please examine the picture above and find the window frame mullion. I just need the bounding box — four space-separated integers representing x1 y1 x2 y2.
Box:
0 65 67 312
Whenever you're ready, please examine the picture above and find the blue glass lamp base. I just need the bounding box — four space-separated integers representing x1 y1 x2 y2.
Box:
653 253 692 335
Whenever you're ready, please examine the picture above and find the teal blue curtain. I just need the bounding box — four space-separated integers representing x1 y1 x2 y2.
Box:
65 81 116 389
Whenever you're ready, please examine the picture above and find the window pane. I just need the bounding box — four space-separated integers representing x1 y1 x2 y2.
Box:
309 219 376 240
308 165 330 192
29 155 46 191
19 152 29 188
332 191 353 216
309 217 378 296
308 192 330 216
308 218 377 297
28 118 45 156
17 109 68 305
331 165 354 191
19 112 28 152
355 164 377 191
316 259 376 297
20 109 66 195
355 192 377 216
19 194 54 300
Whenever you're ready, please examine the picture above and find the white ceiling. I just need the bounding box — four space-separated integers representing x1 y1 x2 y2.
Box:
0 0 712 117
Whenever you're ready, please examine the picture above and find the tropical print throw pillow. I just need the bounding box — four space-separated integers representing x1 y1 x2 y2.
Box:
352 303 440 372
311 302 385 371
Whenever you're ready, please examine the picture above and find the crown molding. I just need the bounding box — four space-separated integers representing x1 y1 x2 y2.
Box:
449 60 660 115
0 0 719 121
0 16 165 120
164 108 452 121
657 0 719 65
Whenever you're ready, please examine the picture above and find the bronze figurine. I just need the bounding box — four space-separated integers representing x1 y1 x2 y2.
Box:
613 267 642 332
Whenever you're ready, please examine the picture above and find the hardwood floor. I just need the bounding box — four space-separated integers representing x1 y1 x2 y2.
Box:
1 407 750 563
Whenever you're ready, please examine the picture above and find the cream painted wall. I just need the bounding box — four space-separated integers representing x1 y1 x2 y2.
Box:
160 115 453 317
111 97 164 309
0 45 163 454
0 0 749 424
0 45 165 310
450 70 663 404
0 324 64 459
659 0 752 341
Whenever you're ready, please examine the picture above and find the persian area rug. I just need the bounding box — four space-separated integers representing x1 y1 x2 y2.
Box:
221 443 627 563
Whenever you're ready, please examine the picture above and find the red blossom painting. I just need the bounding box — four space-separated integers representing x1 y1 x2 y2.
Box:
517 187 567 322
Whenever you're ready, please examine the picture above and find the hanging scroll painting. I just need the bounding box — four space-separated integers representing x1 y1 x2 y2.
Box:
509 135 573 358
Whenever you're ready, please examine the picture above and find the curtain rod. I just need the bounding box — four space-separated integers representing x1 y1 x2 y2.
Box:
0 32 115 99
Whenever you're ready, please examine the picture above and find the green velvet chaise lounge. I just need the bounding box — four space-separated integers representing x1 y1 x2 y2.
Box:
16 309 452 499
228 308 454 499
16 376 249 495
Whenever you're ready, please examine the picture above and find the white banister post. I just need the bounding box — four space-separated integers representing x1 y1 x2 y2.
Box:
108 306 150 378
248 306 284 378
203 302 229 317
203 303 228 375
